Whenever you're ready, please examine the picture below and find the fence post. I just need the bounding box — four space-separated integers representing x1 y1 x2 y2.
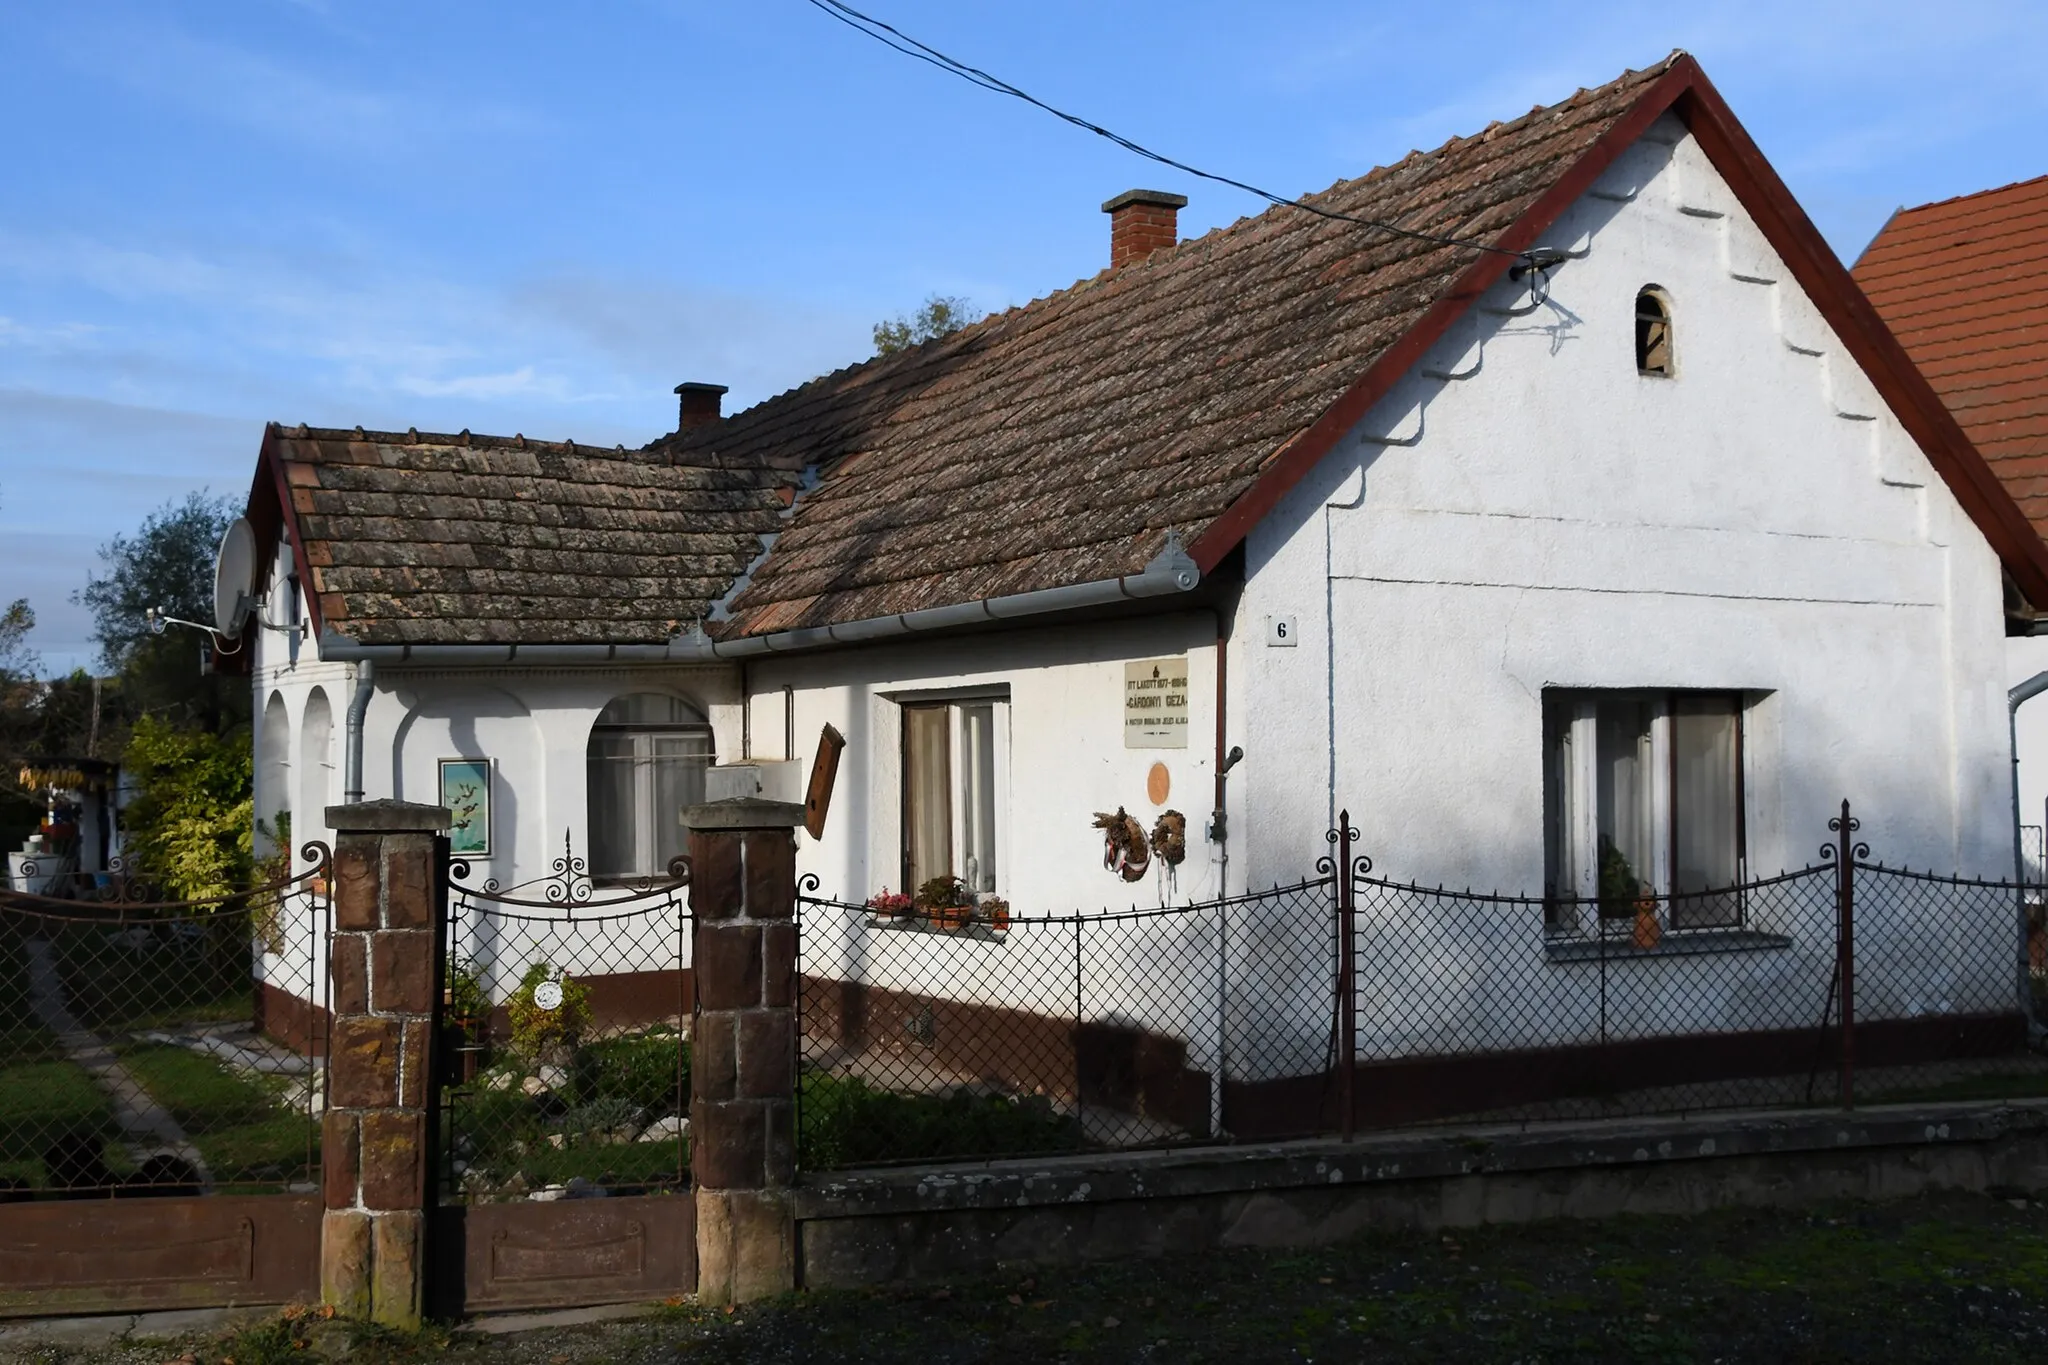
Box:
685 797 804 1306
319 800 450 1330
1337 812 1357 1142
1834 799 1858 1109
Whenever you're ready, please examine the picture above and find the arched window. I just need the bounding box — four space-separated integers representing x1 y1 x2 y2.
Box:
586 694 713 879
299 689 333 842
1635 286 1673 376
259 692 291 851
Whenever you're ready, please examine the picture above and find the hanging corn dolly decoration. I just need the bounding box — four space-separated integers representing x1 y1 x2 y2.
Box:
1092 807 1151 882
1150 809 1187 896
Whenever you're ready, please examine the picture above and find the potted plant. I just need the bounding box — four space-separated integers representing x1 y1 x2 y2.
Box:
865 889 914 922
978 896 1012 933
916 876 974 931
1631 892 1662 951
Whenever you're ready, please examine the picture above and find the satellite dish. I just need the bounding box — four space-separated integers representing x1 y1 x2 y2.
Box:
213 518 258 637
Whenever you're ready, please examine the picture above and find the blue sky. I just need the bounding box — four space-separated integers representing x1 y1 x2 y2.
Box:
4 0 2046 672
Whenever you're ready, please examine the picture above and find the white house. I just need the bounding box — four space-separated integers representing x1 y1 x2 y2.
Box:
238 54 2048 1117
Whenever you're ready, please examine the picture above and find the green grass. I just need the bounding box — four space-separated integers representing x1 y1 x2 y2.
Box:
0 1058 113 1167
117 1042 315 1187
796 1069 1084 1169
1864 1067 2048 1105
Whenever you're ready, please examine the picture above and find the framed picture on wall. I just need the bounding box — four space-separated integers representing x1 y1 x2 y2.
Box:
438 758 492 857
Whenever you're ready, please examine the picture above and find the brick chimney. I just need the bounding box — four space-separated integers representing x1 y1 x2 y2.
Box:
1102 189 1188 271
675 382 728 431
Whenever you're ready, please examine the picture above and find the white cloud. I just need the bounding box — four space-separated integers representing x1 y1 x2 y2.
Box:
52 15 546 160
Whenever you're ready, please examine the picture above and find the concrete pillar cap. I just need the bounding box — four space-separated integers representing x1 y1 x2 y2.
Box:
685 797 807 830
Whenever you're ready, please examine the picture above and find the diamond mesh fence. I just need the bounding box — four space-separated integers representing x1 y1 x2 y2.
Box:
793 878 1342 1169
439 864 692 1204
791 804 2048 1169
1843 862 2048 1107
0 851 328 1197
1346 866 1852 1126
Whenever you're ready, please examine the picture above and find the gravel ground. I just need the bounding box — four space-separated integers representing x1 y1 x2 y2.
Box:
9 1189 2048 1364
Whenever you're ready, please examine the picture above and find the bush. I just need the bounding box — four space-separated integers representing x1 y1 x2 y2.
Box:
574 1030 688 1115
121 717 253 902
797 1070 1082 1169
506 962 589 1059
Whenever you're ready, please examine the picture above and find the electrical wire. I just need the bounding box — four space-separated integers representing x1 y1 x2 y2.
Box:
801 0 1542 267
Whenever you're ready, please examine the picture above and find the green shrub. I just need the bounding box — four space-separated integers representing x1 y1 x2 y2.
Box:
797 1070 1082 1169
445 955 490 1021
574 1030 688 1115
120 717 253 902
506 962 589 1059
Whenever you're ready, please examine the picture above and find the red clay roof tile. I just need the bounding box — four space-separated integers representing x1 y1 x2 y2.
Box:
1856 174 2048 547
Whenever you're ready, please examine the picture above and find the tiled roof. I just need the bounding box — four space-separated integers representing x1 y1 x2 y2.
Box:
668 58 1684 639
1854 175 2048 542
260 426 786 646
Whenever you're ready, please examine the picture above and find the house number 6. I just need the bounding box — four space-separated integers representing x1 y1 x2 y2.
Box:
1266 615 1297 648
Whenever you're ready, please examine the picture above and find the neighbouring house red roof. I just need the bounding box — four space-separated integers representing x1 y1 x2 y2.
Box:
1854 175 2048 547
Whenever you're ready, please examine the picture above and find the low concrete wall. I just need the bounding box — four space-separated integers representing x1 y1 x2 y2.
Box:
793 1102 2048 1287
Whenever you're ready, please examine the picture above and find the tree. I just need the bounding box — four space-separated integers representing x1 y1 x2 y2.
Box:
75 492 248 734
0 598 41 849
873 294 974 356
0 597 33 682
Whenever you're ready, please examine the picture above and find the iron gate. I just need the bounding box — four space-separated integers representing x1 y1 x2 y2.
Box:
430 840 695 1313
0 846 330 1316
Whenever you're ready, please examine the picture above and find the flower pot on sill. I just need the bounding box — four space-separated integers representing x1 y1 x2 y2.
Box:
1632 903 1662 951
933 906 971 932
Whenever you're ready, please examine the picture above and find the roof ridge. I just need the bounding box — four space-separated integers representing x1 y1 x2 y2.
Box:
270 421 641 460
697 53 1683 442
1890 172 2048 220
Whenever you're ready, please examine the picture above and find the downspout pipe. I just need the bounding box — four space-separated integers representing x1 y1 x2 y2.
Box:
315 535 1203 666
343 659 375 805
2008 663 2048 1044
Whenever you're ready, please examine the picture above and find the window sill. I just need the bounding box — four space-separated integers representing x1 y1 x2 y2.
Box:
866 914 1008 943
1543 928 1793 963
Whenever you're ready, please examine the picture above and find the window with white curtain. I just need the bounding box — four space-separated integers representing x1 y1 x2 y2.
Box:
901 697 1007 897
1543 690 1745 931
586 694 714 880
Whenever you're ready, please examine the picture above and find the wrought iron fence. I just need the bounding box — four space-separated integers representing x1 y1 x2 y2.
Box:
792 802 2048 1170
438 843 692 1203
0 846 330 1197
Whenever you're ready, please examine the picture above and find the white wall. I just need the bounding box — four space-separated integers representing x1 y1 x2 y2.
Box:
251 543 744 1002
751 613 1224 911
1230 115 2014 1067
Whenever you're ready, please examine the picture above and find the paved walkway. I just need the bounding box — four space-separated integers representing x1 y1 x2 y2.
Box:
20 937 213 1188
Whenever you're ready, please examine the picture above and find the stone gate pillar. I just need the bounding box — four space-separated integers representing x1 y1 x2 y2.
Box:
321 800 450 1329
685 797 805 1305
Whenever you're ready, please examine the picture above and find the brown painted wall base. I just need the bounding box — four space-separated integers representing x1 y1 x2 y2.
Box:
0 1195 321 1318
802 975 1212 1135
793 1101 2048 1288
